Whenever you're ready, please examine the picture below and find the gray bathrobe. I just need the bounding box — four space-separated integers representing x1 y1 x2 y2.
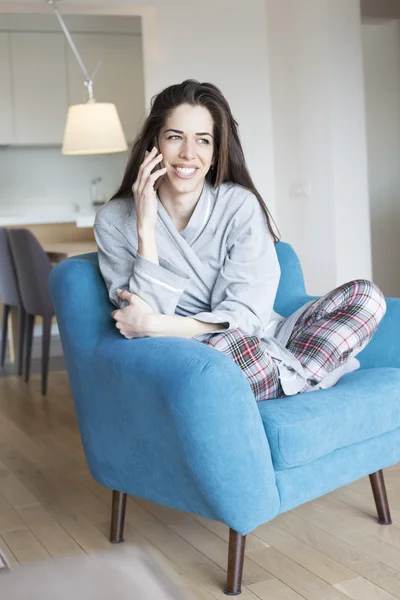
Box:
94 182 310 395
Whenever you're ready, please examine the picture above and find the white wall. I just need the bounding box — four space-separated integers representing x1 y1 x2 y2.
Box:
143 0 276 216
265 0 372 295
328 1 372 288
362 21 400 296
0 147 128 213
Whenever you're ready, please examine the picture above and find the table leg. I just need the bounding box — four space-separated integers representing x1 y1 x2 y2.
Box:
8 306 19 364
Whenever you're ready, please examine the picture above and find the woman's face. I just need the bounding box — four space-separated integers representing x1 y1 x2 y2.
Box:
157 103 214 197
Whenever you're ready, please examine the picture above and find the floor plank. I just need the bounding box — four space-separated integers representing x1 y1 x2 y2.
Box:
335 577 399 600
253 519 356 585
296 495 400 569
248 578 306 599
2 528 50 566
134 497 274 587
273 510 400 598
17 504 86 558
247 546 350 600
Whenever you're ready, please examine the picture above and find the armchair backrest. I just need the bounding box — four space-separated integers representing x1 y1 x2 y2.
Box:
274 242 310 316
49 242 308 363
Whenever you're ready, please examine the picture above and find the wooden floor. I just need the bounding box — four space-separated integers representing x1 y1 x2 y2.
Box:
0 369 399 599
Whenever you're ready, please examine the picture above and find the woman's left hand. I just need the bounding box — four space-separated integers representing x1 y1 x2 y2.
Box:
112 289 155 339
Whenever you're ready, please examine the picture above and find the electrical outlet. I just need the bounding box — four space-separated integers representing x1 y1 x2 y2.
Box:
289 182 312 199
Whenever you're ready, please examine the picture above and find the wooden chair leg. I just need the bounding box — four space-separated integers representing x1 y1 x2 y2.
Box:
110 490 127 543
369 470 392 525
1 304 9 367
225 528 246 595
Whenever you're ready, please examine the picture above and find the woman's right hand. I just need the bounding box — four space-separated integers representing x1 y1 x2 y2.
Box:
132 146 167 232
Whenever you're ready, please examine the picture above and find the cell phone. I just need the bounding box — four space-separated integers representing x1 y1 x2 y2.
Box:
152 137 166 191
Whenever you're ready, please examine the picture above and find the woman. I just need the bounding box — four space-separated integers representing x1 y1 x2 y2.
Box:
94 79 386 401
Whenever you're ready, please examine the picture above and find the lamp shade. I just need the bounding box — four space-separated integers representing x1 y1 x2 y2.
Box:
62 102 128 155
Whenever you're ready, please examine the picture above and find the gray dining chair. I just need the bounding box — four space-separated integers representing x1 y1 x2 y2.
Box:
8 229 54 396
0 228 26 375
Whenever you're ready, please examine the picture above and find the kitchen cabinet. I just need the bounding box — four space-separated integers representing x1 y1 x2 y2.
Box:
1 16 144 146
10 32 68 144
66 33 145 143
0 33 14 144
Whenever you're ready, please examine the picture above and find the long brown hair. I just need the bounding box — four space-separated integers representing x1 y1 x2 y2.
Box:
111 79 279 242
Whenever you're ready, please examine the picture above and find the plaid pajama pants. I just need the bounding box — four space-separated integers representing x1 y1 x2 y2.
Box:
200 279 386 402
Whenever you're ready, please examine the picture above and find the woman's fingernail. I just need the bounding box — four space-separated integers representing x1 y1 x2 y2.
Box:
116 288 122 293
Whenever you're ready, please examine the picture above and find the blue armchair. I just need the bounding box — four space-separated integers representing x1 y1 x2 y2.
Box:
49 242 400 596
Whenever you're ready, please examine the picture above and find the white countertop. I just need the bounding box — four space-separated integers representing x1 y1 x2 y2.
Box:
75 213 96 228
0 209 96 228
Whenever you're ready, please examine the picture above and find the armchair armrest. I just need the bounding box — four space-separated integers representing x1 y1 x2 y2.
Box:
67 336 280 535
358 297 400 369
49 256 280 535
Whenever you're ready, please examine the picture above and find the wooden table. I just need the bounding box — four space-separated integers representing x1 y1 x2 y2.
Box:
44 241 98 262
8 241 98 363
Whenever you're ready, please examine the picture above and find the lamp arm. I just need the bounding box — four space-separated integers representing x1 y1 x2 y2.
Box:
48 0 95 101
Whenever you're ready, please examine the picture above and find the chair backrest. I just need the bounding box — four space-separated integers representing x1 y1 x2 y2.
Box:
0 228 22 307
8 229 54 316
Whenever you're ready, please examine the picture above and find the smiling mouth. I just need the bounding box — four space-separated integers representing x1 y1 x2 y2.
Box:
173 166 198 179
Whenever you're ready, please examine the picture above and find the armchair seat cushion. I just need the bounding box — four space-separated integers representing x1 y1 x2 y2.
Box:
258 367 400 470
